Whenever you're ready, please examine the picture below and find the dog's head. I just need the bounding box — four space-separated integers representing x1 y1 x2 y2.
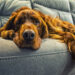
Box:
9 7 49 49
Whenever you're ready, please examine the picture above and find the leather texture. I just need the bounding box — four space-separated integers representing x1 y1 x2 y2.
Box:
0 0 74 75
32 0 75 25
0 0 31 27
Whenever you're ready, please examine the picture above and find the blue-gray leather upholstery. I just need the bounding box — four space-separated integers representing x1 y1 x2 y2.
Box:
0 0 75 75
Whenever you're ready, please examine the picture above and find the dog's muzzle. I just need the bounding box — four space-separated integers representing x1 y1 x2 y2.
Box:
23 29 35 41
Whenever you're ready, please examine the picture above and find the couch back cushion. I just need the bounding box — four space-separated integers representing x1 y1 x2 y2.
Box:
32 0 75 24
0 0 31 27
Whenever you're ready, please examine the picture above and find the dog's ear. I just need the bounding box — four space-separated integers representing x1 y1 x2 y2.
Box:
40 19 49 38
34 10 49 38
38 10 65 34
0 12 17 34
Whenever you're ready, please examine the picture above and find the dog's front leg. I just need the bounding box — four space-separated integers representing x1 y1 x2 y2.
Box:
1 30 15 39
13 34 22 48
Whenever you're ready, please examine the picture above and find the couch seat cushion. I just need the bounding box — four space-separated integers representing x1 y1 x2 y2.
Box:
0 38 72 75
0 38 69 57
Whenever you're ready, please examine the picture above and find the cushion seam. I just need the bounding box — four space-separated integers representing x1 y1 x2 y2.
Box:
0 51 70 60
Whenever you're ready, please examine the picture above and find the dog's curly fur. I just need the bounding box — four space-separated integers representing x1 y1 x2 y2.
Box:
0 6 75 55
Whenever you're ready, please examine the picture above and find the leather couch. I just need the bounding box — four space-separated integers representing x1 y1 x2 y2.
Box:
0 0 75 75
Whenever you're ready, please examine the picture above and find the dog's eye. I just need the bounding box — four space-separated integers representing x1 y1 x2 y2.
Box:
17 18 23 24
34 20 40 25
31 17 40 25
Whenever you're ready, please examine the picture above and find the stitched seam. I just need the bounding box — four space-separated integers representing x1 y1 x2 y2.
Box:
0 0 6 15
0 51 70 60
30 0 33 9
69 0 75 24
68 0 74 24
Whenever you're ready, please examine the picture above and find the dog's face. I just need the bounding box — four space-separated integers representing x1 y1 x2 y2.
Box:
13 7 48 49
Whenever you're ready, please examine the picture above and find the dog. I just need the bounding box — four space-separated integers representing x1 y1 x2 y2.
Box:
0 6 75 56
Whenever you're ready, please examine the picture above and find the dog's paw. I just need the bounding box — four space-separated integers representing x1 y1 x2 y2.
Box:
1 30 15 39
8 30 15 39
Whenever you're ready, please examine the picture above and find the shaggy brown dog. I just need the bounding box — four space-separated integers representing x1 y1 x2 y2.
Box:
0 6 75 55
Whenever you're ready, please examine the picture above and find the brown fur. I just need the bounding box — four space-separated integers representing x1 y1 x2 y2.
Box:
0 6 75 55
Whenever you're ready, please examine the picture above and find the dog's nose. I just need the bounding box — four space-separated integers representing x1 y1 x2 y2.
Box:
23 30 35 41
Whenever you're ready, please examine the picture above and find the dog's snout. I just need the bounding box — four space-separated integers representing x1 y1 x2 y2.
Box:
23 30 35 41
